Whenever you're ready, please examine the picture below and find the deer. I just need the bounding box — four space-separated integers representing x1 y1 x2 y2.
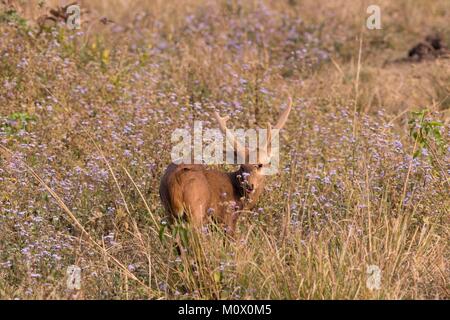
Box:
159 98 292 236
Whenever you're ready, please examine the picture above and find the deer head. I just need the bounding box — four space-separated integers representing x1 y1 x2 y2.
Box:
213 96 292 197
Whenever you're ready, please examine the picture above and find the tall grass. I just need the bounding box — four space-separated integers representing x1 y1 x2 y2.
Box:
0 0 448 299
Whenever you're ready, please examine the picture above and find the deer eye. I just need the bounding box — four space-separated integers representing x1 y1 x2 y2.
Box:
257 164 263 168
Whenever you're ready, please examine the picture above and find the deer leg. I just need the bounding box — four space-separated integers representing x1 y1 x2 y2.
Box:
183 200 207 231
185 204 206 230
182 179 209 230
222 210 240 240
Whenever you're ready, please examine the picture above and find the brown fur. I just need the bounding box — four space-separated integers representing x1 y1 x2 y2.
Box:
159 163 265 234
159 98 292 235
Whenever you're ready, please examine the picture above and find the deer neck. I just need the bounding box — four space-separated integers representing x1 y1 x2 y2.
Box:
228 169 265 208
228 170 245 200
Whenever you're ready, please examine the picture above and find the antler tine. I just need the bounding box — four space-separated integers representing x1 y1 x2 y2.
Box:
258 97 291 164
273 96 293 130
213 111 247 162
213 112 230 133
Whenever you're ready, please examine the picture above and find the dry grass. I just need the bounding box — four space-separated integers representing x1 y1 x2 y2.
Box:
0 0 448 299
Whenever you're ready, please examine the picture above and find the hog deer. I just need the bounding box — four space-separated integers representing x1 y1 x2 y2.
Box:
159 98 292 235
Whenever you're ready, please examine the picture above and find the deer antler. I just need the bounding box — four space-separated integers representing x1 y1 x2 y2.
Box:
213 111 247 162
259 96 292 163
214 96 292 164
274 96 293 130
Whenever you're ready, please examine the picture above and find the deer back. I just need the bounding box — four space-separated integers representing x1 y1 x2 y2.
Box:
159 163 240 224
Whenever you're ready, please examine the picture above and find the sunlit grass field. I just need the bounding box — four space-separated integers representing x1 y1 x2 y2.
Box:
0 0 448 299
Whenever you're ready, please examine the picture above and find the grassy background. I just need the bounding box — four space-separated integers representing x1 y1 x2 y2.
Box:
0 0 448 299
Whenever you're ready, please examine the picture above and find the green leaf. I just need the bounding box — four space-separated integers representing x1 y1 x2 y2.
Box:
158 224 167 242
179 227 189 247
428 121 443 127
172 225 179 238
213 271 222 283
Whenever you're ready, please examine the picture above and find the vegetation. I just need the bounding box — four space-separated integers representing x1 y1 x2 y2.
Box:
0 0 448 299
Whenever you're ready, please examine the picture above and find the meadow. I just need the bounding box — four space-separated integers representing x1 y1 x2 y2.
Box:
0 0 448 299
